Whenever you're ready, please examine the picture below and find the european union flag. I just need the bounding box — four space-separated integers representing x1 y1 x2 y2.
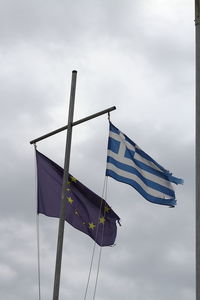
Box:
36 150 120 246
106 122 183 207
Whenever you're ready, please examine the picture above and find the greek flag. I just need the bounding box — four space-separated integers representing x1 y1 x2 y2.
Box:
106 122 183 207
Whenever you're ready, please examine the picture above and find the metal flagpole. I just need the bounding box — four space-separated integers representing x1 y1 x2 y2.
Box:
30 71 117 299
52 70 77 300
196 1 200 299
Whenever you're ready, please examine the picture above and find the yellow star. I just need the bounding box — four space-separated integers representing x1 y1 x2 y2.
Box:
99 217 105 224
89 222 96 230
66 188 71 192
75 210 79 216
70 176 77 182
104 205 110 213
67 197 74 205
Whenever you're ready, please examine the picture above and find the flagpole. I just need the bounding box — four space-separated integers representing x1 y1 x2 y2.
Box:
196 1 200 299
52 70 77 300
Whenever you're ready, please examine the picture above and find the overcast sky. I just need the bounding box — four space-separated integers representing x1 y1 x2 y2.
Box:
0 1 195 300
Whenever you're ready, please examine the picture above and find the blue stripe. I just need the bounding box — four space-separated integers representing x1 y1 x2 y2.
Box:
106 169 176 207
167 175 183 185
131 154 183 185
107 156 175 197
135 147 168 173
135 147 183 184
133 157 173 182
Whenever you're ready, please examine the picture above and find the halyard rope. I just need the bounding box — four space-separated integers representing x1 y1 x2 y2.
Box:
92 176 108 300
83 176 108 300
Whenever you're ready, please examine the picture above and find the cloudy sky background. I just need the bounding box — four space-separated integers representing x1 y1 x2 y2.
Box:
0 1 195 299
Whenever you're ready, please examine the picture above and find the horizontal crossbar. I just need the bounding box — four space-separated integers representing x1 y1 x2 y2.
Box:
30 106 116 144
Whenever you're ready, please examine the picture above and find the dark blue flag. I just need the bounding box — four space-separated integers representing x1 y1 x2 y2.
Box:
36 150 120 246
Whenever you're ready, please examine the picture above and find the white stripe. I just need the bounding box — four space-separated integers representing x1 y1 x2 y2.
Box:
107 163 172 199
108 148 173 190
109 131 163 173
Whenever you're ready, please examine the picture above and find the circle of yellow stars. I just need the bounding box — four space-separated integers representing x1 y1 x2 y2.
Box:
66 176 110 231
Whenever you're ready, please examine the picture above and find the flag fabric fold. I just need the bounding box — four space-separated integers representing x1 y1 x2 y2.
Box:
36 150 120 246
106 122 183 207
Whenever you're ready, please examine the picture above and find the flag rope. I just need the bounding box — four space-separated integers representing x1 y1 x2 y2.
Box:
92 176 108 300
83 176 108 300
34 144 42 300
83 234 97 300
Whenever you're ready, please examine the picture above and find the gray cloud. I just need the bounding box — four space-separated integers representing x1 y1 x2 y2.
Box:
0 0 194 299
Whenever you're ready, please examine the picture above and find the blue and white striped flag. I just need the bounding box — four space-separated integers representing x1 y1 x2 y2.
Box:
106 122 183 207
